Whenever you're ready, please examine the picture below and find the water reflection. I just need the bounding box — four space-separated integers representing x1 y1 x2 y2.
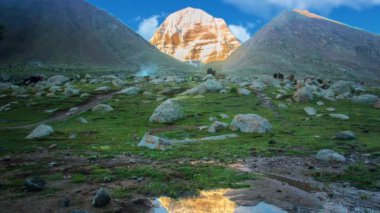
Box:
153 189 287 213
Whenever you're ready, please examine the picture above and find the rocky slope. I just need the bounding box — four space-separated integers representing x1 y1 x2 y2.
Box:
221 9 380 82
0 0 190 74
150 7 241 64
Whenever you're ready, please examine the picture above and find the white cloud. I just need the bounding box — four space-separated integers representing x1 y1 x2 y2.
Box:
229 25 251 42
137 15 160 40
223 0 380 17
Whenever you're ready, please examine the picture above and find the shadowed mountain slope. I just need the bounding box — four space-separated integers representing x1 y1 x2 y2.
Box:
221 10 380 82
0 0 191 75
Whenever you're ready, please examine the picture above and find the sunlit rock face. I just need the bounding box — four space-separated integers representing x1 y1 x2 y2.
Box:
158 189 236 213
150 7 241 64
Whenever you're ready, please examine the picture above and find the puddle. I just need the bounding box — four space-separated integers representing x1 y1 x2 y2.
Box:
153 189 287 213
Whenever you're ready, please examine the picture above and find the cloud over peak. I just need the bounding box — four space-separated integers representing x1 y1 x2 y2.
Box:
137 15 160 40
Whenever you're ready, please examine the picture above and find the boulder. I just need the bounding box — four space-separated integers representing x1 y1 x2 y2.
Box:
64 87 80 96
149 100 185 124
208 121 229 133
249 81 265 91
315 149 346 162
304 107 317 116
230 114 272 133
329 114 349 120
92 188 110 207
182 79 223 95
334 131 356 140
45 75 70 86
293 86 314 103
238 88 251 96
202 74 215 81
352 94 378 105
25 124 54 139
329 80 353 95
220 114 230 119
92 104 114 113
138 133 172 150
118 87 141 95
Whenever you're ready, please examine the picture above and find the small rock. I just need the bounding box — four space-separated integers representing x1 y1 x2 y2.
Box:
329 114 349 120
374 100 380 109
316 149 346 162
92 188 111 207
95 86 110 92
304 107 317 116
25 124 54 139
25 177 46 191
352 94 378 104
92 104 114 113
334 131 356 140
238 88 251 96
317 101 325 106
208 121 228 133
220 114 229 119
118 87 141 95
78 117 88 124
326 107 336 112
209 117 218 122
138 133 172 150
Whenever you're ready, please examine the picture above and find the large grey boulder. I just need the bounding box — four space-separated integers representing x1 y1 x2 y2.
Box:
92 104 113 113
293 86 314 103
182 79 223 95
25 124 54 139
352 94 378 104
45 75 70 86
149 100 185 124
138 133 172 150
118 87 141 95
315 149 346 162
329 80 353 95
92 188 110 207
230 114 272 133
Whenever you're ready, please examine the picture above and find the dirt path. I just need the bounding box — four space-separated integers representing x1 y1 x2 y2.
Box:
3 91 118 130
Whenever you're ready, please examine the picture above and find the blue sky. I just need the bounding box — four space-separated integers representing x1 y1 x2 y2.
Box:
87 0 380 42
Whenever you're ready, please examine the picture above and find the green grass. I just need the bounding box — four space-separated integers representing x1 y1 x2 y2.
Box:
0 80 379 198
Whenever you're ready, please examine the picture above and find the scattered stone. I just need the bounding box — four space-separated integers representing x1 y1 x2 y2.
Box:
25 124 54 139
278 103 288 109
293 86 314 102
0 103 11 112
317 101 325 106
209 117 218 122
182 79 223 95
334 131 356 140
202 74 215 81
329 114 349 120
238 88 251 96
198 126 208 131
25 177 46 191
69 133 77 139
45 75 70 86
329 80 353 95
78 117 88 124
326 107 336 112
92 104 113 113
138 133 172 150
315 149 346 162
352 94 378 105
304 107 317 116
208 121 228 133
220 114 229 119
95 86 110 92
92 188 111 207
230 114 272 133
149 100 185 124
64 87 80 96
118 87 141 95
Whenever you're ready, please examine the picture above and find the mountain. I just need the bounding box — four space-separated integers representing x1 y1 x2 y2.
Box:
221 9 380 82
151 7 241 64
0 0 190 74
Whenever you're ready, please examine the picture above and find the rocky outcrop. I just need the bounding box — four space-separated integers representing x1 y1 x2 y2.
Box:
150 7 240 63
